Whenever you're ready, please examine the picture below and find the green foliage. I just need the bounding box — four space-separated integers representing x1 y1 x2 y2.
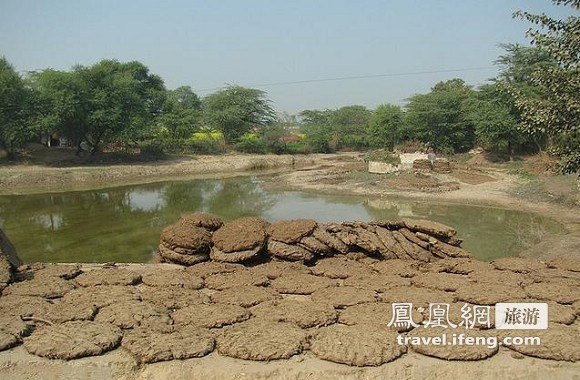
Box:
235 133 267 154
507 0 580 173
32 59 166 154
0 57 35 155
185 130 225 154
202 85 275 144
404 78 475 153
368 104 403 151
329 105 372 150
364 150 401 165
158 86 202 140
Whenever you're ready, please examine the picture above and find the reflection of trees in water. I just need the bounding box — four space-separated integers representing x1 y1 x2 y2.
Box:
203 178 275 221
0 177 276 262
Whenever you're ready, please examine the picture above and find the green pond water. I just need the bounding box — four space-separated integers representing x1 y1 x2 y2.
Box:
0 176 565 263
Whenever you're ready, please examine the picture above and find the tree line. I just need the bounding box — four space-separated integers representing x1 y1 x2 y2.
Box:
0 0 577 172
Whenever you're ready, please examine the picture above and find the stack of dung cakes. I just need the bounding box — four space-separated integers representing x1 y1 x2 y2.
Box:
210 217 269 263
157 213 223 265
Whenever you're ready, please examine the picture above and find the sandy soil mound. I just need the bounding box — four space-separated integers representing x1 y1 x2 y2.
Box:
23 321 122 360
122 326 215 363
216 319 307 361
310 324 406 366
250 298 337 328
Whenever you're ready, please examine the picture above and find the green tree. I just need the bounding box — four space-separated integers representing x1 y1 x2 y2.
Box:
0 57 35 156
32 59 166 154
202 86 275 144
368 104 403 151
507 0 580 173
405 78 475 153
299 109 335 153
158 86 202 140
329 105 372 149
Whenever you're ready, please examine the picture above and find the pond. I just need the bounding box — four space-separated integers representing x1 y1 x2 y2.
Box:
0 176 565 263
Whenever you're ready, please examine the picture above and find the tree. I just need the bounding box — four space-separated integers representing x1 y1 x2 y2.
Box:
32 59 166 154
405 79 475 153
158 86 202 140
0 57 35 156
329 105 372 149
202 86 275 144
506 0 580 173
368 104 403 151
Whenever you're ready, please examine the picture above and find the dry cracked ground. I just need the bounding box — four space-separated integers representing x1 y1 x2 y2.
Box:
0 255 579 379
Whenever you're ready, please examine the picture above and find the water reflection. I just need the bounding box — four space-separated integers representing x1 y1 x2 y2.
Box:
0 176 564 263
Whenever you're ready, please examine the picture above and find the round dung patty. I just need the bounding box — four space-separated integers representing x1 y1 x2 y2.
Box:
311 257 375 279
138 286 210 310
267 219 317 244
160 224 212 252
157 245 209 265
23 321 122 360
210 286 281 307
499 324 580 361
411 272 472 292
61 285 140 309
140 269 203 289
204 270 268 290
36 299 97 324
491 257 547 273
311 286 377 308
210 246 263 263
95 301 171 329
408 327 498 360
0 295 51 318
338 302 423 332
75 268 141 287
171 303 249 328
3 277 75 299
122 325 215 363
179 213 223 231
250 298 337 328
212 217 268 253
184 261 242 278
269 273 337 295
343 273 411 292
216 319 307 361
310 324 406 366
0 314 32 351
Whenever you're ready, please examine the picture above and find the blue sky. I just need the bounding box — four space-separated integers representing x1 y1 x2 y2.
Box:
0 0 576 113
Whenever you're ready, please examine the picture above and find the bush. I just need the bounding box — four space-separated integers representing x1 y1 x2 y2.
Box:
364 150 401 165
235 133 267 154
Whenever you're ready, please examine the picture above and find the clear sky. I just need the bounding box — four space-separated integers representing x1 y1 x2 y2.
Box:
0 0 576 113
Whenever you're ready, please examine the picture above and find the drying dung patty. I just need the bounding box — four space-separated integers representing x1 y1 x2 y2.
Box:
310 324 406 366
311 257 375 279
0 295 51 318
547 256 580 272
171 303 249 328
75 268 141 287
338 302 423 332
411 272 472 292
378 286 456 308
95 301 172 329
269 273 337 295
524 281 580 304
408 327 498 360
179 213 224 231
212 217 268 253
0 314 32 351
210 246 263 263
122 325 215 363
204 270 268 290
3 277 75 299
210 285 281 307
499 324 580 361
36 299 97 324
266 240 314 262
140 269 203 289
61 285 140 309
28 264 82 280
343 273 411 292
267 219 317 244
216 319 307 361
311 286 377 308
491 257 548 273
160 224 212 252
455 282 527 305
250 298 337 328
138 286 210 310
157 245 209 265
23 321 122 360
248 260 312 279
184 261 242 278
